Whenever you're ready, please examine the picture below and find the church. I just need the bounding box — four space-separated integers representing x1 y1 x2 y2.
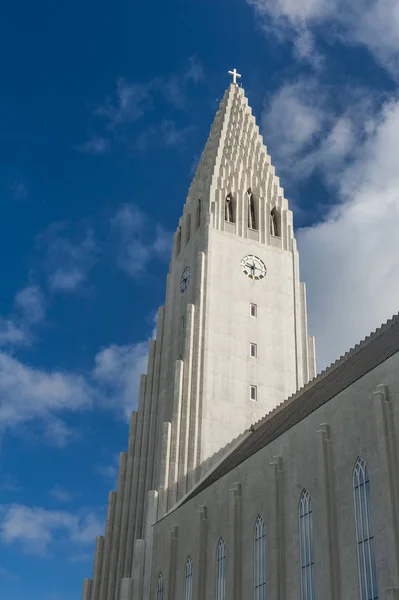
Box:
82 72 399 600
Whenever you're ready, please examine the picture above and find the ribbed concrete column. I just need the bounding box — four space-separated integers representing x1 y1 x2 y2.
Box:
195 506 208 600
187 251 206 490
135 341 157 538
167 526 178 600
228 483 242 600
292 241 304 391
146 307 165 493
107 452 128 600
374 385 399 591
90 536 104 600
82 578 92 600
99 491 117 600
142 490 159 600
300 282 309 384
124 375 147 577
119 578 133 600
132 539 146 600
178 304 195 500
270 456 285 600
158 422 172 517
115 412 137 598
168 361 184 509
317 424 340 600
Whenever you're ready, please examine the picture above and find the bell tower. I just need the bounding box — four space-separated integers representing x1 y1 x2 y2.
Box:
82 73 316 600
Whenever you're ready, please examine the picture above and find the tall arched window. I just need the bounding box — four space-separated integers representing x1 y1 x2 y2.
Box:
156 572 164 600
299 489 315 600
225 194 235 223
248 189 258 230
184 556 193 600
196 199 201 229
254 515 266 600
270 207 279 236
353 457 379 600
186 215 191 243
216 537 226 600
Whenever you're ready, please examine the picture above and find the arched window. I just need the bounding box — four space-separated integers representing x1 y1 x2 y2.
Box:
353 458 379 600
248 189 258 230
216 537 226 600
184 556 193 600
186 215 191 243
196 199 201 229
156 572 164 600
299 489 315 600
176 226 182 255
225 194 235 223
270 207 279 237
254 515 266 600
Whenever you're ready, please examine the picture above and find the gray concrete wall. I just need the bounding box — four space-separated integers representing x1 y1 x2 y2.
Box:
150 350 399 599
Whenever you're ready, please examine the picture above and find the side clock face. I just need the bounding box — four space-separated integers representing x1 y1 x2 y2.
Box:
180 266 191 293
241 255 266 280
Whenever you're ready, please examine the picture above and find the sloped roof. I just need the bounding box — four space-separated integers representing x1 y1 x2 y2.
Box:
182 311 399 505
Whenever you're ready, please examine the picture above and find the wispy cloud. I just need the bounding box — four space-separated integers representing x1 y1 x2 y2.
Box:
111 204 172 278
49 485 74 503
37 222 99 293
9 179 28 201
93 340 149 419
0 285 46 348
0 352 93 446
248 0 399 78
80 58 204 152
77 136 109 155
0 504 103 556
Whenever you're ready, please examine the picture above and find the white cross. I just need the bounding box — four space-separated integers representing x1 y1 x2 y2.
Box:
228 68 242 84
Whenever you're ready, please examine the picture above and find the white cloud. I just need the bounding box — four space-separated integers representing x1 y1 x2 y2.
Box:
15 285 45 325
261 78 379 190
111 204 172 278
0 352 93 445
93 340 149 419
248 0 399 77
0 319 27 346
0 504 103 556
296 97 399 371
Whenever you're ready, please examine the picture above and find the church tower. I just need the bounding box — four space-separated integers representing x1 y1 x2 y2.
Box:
82 73 316 600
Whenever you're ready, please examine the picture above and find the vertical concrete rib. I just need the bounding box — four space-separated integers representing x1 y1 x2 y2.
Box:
270 456 285 600
146 307 165 493
106 452 127 600
82 579 92 600
177 303 195 499
292 239 304 391
98 491 117 600
115 411 137 599
135 340 157 538
124 374 147 577
168 360 184 510
158 422 172 518
90 536 104 600
187 252 206 489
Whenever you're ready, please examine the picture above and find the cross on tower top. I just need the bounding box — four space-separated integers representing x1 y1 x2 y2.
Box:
228 68 242 85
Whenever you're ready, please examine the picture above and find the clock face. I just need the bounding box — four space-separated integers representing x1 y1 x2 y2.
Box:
241 255 266 280
180 266 191 293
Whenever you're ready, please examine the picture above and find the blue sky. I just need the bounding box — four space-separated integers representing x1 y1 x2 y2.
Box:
1 0 399 598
